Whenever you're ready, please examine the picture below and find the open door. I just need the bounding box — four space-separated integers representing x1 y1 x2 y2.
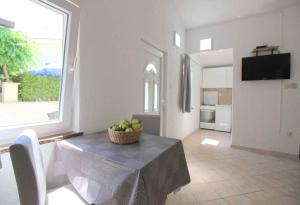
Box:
142 41 166 136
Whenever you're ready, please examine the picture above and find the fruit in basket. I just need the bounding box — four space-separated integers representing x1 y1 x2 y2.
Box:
132 123 141 131
131 119 140 125
120 120 130 130
109 119 142 144
111 125 117 131
111 119 142 132
111 124 120 131
125 128 134 132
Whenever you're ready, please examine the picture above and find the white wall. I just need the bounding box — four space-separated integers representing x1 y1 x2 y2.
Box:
191 48 234 68
79 0 199 139
187 5 300 154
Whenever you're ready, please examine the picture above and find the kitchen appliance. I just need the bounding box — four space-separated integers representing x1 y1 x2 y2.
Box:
200 105 216 130
203 91 218 105
200 109 215 123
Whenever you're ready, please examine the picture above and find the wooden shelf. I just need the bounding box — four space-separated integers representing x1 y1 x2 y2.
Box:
252 46 279 55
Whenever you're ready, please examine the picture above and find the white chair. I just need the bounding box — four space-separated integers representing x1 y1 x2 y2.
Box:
10 130 88 205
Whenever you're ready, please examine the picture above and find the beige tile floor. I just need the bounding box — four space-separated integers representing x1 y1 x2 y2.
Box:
165 129 300 205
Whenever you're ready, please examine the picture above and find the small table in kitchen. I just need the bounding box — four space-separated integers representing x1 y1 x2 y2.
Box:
47 132 190 205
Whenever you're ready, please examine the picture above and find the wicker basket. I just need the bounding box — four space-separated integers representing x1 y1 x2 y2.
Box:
108 127 142 145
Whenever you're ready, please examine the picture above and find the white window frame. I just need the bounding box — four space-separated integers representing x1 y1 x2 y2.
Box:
0 0 80 144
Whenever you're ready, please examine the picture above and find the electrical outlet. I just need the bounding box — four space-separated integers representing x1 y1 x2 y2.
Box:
287 131 293 137
284 83 298 90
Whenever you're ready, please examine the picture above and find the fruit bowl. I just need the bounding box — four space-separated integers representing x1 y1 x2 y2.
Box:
108 127 142 144
108 119 142 145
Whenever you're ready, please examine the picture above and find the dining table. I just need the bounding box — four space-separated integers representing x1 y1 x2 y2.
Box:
46 132 190 205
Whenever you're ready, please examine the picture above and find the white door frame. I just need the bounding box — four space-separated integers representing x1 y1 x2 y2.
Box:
141 39 167 136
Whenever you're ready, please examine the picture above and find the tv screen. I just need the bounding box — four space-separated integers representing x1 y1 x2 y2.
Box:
242 53 291 81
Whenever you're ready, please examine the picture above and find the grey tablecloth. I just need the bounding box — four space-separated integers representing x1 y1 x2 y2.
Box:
47 132 190 205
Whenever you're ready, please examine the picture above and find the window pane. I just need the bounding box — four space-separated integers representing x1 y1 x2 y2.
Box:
145 63 158 74
154 83 159 111
0 0 66 127
174 32 181 48
144 82 149 112
200 38 212 51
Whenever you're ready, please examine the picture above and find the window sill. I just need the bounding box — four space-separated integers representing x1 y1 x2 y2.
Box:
0 132 83 154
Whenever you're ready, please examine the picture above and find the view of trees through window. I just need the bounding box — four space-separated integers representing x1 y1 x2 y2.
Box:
0 0 66 127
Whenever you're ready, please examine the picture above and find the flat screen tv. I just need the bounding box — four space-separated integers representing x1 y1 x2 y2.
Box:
242 53 291 81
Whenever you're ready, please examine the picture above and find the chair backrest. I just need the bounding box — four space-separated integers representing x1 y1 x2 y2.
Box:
132 114 160 135
10 130 46 205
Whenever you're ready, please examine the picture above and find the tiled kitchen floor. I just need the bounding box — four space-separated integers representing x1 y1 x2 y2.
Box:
166 129 300 205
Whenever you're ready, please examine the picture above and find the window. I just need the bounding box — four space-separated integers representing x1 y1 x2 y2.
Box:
145 63 157 74
143 63 159 114
200 38 212 51
144 81 149 111
154 83 158 112
174 32 181 48
0 0 79 144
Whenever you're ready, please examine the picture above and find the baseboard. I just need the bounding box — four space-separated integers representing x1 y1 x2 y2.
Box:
231 144 299 161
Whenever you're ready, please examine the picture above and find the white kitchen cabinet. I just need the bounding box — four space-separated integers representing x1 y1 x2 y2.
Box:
225 67 233 87
215 105 232 132
202 66 233 88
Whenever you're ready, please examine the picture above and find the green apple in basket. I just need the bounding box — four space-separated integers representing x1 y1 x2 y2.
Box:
132 123 141 131
111 119 142 132
119 120 130 130
131 119 142 130
125 128 134 132
111 124 120 131
131 119 140 125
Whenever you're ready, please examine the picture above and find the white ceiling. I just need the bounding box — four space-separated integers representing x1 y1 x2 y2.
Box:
173 0 300 29
191 48 233 68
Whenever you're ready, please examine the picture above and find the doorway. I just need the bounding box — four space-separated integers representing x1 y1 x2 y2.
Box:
142 41 166 136
190 48 234 137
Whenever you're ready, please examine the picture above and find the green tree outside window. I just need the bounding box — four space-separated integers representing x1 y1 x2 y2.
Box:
0 28 38 82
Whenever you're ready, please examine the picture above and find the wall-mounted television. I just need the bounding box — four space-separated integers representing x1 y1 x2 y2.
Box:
242 53 291 81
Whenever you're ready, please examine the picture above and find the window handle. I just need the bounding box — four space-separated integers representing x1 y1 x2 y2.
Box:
69 56 78 72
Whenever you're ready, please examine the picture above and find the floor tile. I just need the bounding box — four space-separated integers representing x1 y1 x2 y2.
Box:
223 195 252 205
199 199 227 205
189 183 221 202
177 129 300 205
